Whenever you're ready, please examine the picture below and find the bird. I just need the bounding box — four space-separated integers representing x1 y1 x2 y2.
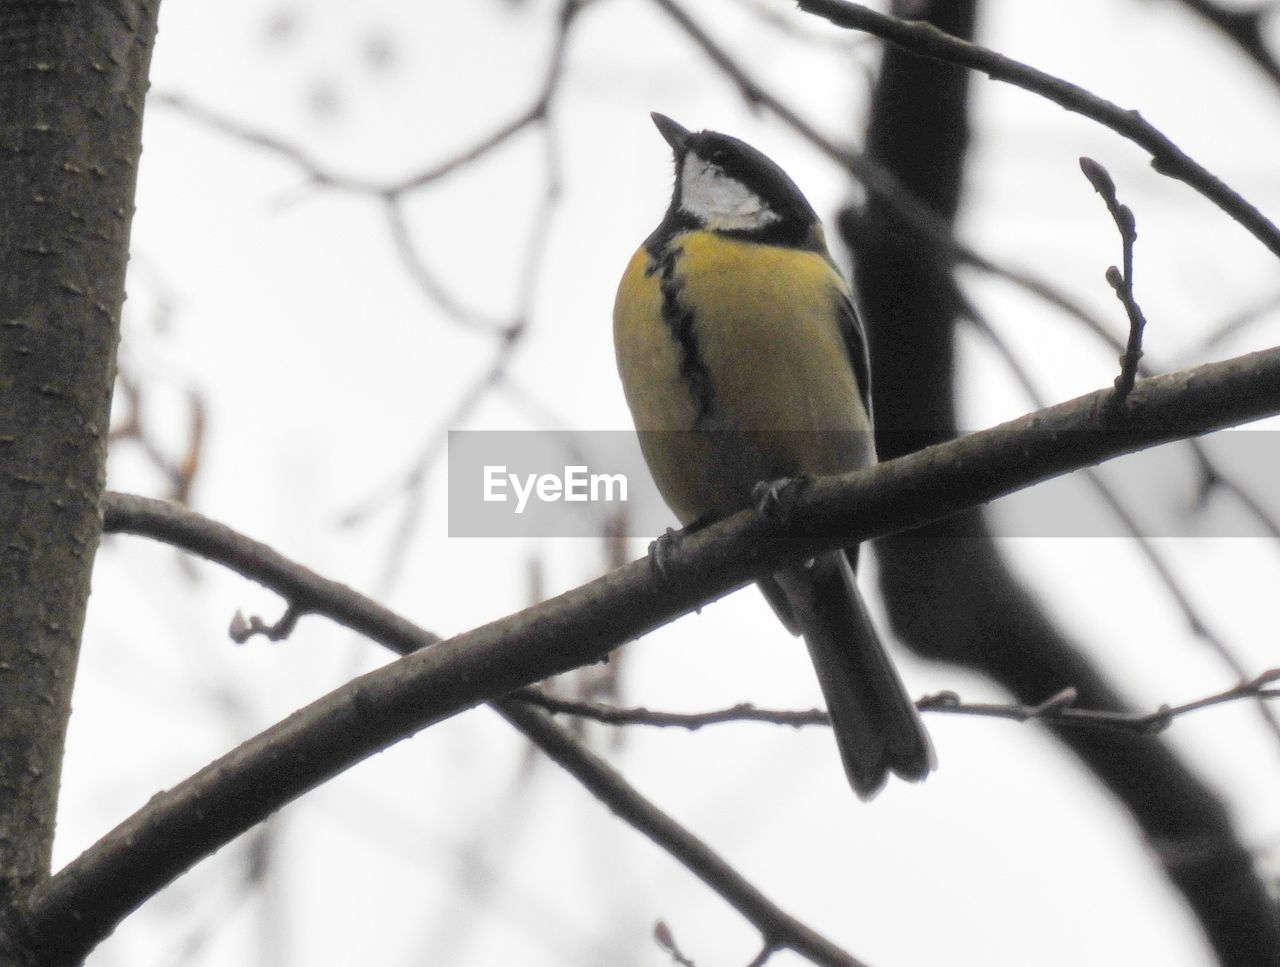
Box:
613 113 935 798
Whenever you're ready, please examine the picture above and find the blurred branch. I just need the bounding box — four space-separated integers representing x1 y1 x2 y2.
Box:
799 0 1280 260
109 370 205 505
151 92 376 192
152 0 579 201
382 198 509 332
25 349 1280 962
337 324 522 596
155 4 580 593
497 700 871 967
512 669 1280 735
1192 288 1280 356
1189 443 1280 539
346 134 566 589
1168 0 1280 89
154 0 579 337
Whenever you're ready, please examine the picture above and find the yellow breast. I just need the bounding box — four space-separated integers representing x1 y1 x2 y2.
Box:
614 231 873 524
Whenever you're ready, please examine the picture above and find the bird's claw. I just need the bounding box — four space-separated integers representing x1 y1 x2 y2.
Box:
752 474 812 525
648 527 681 586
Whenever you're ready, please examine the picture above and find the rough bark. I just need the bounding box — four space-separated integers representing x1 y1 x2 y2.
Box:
0 0 159 948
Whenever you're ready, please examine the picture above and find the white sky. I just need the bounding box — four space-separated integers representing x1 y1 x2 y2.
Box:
58 0 1280 965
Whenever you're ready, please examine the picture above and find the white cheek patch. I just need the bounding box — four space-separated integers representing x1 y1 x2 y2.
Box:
679 155 780 231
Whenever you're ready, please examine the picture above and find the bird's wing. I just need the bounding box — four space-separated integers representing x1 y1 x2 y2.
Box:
835 289 873 427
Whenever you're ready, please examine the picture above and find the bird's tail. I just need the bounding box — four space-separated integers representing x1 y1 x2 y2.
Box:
776 551 935 799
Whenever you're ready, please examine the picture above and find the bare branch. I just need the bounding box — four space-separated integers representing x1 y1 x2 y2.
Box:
153 0 580 343
151 92 384 194
152 0 582 201
383 198 510 332
1079 158 1149 416
102 492 436 655
512 671 1280 736
798 0 1280 260
1169 0 1280 90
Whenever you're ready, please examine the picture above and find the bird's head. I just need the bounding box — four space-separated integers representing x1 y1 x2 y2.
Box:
651 112 819 246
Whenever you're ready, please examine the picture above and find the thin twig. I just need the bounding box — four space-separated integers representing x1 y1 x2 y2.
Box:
1191 288 1280 356
383 197 509 333
102 493 437 655
512 670 1280 736
1169 0 1280 90
1079 158 1149 416
1189 447 1280 541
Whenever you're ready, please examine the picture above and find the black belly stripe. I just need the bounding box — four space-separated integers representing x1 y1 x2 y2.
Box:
649 243 716 427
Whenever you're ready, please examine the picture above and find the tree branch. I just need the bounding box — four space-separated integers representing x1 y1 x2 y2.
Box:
1168 0 1280 90
1079 157 1149 416
20 347 1280 963
102 493 435 654
512 670 1280 735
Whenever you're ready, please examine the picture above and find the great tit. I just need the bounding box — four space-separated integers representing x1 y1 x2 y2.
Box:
613 113 935 798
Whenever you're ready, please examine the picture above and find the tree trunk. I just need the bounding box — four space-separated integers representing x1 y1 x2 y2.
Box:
0 0 158 958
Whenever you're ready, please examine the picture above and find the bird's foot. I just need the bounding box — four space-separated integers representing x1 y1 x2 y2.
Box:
647 527 681 586
752 474 812 525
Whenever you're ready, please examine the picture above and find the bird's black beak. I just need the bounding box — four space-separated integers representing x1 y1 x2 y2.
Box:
650 112 690 154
